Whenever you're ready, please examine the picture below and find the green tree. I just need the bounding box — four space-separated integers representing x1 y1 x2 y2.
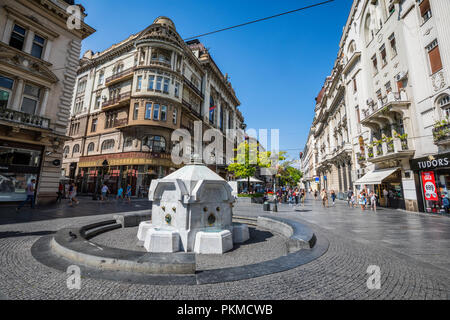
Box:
277 160 303 187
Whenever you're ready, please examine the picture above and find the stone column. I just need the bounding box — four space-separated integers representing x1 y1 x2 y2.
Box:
12 79 24 111
39 88 50 116
42 39 52 62
23 30 35 55
347 163 353 189
2 19 14 44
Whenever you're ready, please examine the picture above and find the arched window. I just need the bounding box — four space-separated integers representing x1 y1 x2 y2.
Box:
101 139 115 151
87 142 95 153
347 40 356 56
142 135 166 153
72 144 80 155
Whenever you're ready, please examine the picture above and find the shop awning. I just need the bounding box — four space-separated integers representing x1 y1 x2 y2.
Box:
236 177 264 183
354 168 400 186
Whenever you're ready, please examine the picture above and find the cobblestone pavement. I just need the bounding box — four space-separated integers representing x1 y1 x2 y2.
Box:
0 196 448 299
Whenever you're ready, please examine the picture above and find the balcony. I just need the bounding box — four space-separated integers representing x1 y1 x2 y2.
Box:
183 76 204 99
366 135 413 164
149 59 171 68
102 92 131 110
433 121 450 145
361 91 410 126
105 68 134 86
0 108 50 130
182 98 202 119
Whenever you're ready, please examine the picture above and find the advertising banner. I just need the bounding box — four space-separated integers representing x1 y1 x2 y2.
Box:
421 171 438 201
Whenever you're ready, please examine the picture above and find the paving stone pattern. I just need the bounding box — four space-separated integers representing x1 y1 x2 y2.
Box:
0 196 448 299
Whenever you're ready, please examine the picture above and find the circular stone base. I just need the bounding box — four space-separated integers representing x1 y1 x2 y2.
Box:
91 226 289 270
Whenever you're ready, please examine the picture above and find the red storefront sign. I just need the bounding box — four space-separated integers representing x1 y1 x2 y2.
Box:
421 171 438 201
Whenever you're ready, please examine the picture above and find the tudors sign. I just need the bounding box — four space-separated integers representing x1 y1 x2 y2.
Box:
410 152 450 171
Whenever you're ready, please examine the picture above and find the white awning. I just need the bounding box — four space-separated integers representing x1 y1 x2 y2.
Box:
236 177 263 183
354 168 400 186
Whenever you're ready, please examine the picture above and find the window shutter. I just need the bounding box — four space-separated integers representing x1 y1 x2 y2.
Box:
419 0 431 16
429 45 443 74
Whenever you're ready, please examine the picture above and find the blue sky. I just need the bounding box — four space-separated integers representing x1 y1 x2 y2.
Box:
80 0 353 160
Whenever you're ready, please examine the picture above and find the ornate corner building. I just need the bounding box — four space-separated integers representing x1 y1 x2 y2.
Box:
0 0 95 204
302 0 450 213
62 17 245 197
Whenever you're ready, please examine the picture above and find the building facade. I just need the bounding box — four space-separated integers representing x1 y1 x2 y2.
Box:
0 0 94 204
62 17 245 197
303 0 450 212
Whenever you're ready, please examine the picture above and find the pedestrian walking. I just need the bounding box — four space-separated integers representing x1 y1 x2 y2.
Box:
383 187 389 207
330 190 336 206
68 182 79 206
370 192 377 211
116 186 124 202
359 192 366 211
16 178 36 211
301 189 306 206
314 190 318 200
101 183 110 202
126 184 132 204
347 188 353 207
350 194 356 208
56 182 64 204
321 189 328 208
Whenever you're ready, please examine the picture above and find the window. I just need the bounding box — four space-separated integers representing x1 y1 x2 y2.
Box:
9 25 26 51
73 144 80 155
173 107 178 124
142 135 166 153
31 35 45 59
219 107 224 130
389 33 397 56
145 103 152 119
133 103 139 120
124 138 133 148
376 89 382 100
87 143 95 153
94 96 101 110
98 71 104 86
209 96 215 124
0 75 14 109
153 104 160 120
101 139 115 151
380 44 387 66
63 146 70 157
136 76 142 91
438 95 450 117
156 76 163 91
419 0 432 23
163 78 170 93
371 54 378 74
228 113 233 130
21 84 41 114
353 78 357 93
385 81 392 94
161 105 167 121
426 39 443 74
174 82 180 98
148 75 155 90
388 4 395 15
105 111 118 129
91 118 97 132
355 106 360 123
77 79 87 95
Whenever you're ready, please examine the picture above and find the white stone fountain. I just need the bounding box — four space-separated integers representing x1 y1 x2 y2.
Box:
137 156 249 254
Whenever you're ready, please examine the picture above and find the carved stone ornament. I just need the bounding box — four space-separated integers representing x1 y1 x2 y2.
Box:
432 71 446 92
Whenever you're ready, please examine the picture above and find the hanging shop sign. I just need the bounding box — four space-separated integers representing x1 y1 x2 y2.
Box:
421 171 438 201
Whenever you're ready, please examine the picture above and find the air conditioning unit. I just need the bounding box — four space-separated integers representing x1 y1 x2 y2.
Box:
395 72 407 82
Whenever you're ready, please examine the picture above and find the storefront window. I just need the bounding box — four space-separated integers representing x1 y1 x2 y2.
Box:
0 143 42 201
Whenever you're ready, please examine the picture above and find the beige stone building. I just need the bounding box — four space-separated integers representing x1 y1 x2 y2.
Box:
0 0 94 204
62 17 245 197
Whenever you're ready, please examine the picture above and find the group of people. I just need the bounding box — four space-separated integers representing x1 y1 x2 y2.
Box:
272 187 307 206
316 189 337 207
346 188 378 211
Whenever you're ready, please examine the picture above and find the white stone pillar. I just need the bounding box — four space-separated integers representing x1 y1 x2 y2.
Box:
39 88 50 116
12 79 24 111
2 19 14 44
42 39 52 62
24 30 35 55
171 51 175 70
